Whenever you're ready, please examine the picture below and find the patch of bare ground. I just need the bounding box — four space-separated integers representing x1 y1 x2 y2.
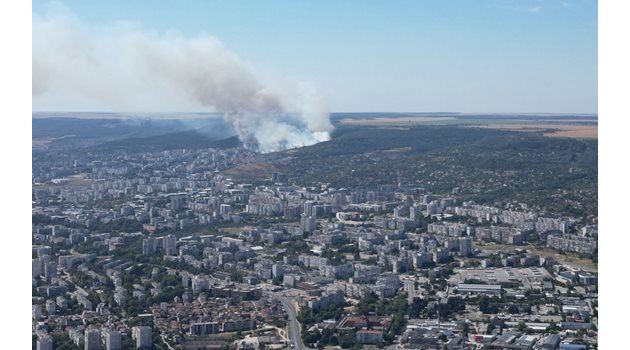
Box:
382 147 413 153
469 123 597 139
542 119 598 123
33 175 93 189
338 116 455 126
221 162 277 182
478 242 597 272
32 139 53 146
544 127 597 139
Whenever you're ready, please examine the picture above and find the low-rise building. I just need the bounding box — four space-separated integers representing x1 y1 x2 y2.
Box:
456 283 502 295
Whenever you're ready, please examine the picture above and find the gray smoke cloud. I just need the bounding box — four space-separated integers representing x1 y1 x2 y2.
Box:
33 10 333 153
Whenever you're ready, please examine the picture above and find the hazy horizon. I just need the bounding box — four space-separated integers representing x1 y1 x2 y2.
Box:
32 0 597 151
32 111 598 117
33 0 597 114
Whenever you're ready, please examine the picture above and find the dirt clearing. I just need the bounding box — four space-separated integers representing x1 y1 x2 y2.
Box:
469 123 597 139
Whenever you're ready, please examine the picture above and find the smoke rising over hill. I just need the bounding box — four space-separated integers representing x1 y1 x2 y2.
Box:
32 10 332 153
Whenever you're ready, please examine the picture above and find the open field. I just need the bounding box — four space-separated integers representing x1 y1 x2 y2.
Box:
542 119 598 123
32 139 53 147
469 123 597 139
337 116 456 126
478 242 597 272
218 226 251 235
33 175 93 189
544 128 598 139
33 134 78 149
222 162 277 182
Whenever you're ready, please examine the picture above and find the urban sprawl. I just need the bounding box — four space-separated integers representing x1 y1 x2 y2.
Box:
32 146 597 350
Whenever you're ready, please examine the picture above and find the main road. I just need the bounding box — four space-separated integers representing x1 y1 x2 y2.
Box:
277 295 311 350
266 288 399 350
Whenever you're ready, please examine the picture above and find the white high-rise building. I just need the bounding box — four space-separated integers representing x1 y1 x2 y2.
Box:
103 330 122 350
36 334 53 350
142 236 157 255
410 204 421 221
132 326 152 348
163 235 177 256
425 200 442 217
220 204 232 216
171 196 185 211
301 214 316 233
44 261 57 279
46 299 56 316
32 258 42 278
459 237 473 257
192 275 208 294
84 329 101 350
304 201 315 216
404 280 415 305
272 264 284 279
33 305 42 320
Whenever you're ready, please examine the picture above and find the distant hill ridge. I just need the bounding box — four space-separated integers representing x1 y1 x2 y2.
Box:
101 131 241 150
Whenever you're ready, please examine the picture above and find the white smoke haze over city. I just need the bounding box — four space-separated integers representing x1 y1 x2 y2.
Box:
32 9 333 153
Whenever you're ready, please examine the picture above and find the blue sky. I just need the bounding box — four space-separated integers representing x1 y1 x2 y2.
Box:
32 0 597 113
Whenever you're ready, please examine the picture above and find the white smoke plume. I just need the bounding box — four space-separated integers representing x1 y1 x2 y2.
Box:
32 10 333 153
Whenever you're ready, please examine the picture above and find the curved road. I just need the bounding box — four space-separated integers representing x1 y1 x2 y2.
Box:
277 295 311 350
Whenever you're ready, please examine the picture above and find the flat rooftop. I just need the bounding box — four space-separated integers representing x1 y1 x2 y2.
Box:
457 283 502 292
450 267 551 285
